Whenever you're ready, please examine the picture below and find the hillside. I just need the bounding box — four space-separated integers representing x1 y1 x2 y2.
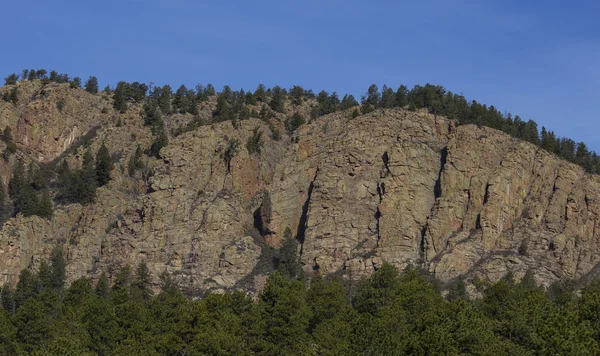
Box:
0 74 599 297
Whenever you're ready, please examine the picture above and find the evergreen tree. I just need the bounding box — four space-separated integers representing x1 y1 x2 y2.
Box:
8 88 18 104
269 86 286 113
363 84 381 108
36 69 47 80
4 73 18 85
246 127 264 155
132 261 153 301
111 265 132 305
277 227 303 279
340 94 358 110
379 84 395 108
173 84 188 113
149 128 168 158
285 112 305 135
95 272 110 299
254 84 267 102
36 190 53 219
395 85 408 107
213 93 232 121
50 247 66 290
289 85 304 105
205 83 216 96
95 142 113 187
2 125 17 160
128 144 144 176
259 271 312 354
84 76 99 94
70 77 81 89
113 81 128 113
69 149 98 205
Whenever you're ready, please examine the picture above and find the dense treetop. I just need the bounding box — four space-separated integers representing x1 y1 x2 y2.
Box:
1 249 599 354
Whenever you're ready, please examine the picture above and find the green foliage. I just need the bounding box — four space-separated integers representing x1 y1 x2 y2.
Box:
4 252 600 354
3 87 18 104
8 161 53 218
246 127 264 155
84 76 99 94
4 73 18 85
277 227 303 280
132 261 153 302
149 128 168 158
268 122 281 141
285 112 305 134
128 144 144 176
112 82 128 113
56 150 97 205
95 272 110 299
2 125 17 160
269 85 286 113
36 190 53 219
340 94 358 110
222 138 240 172
56 99 65 112
70 76 81 89
95 142 113 186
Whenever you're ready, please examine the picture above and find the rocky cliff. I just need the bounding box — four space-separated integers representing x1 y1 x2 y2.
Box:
1 80 599 294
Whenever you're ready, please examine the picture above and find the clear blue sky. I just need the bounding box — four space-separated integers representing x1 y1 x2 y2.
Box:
2 1 599 150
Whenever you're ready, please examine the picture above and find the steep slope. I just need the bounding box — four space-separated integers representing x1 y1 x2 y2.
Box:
0 82 599 295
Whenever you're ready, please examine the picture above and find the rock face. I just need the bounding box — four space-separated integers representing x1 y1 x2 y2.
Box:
1 84 600 294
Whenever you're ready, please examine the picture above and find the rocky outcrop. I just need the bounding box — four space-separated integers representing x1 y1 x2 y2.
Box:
1 86 600 294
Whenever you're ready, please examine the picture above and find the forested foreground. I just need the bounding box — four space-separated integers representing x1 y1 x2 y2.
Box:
1 251 600 355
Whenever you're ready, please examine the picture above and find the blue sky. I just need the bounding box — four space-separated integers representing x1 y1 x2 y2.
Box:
2 1 599 149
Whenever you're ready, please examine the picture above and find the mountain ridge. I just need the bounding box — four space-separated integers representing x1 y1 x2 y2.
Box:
0 74 599 296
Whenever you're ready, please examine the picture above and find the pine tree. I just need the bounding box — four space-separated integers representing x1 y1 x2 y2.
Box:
379 85 395 108
128 145 144 176
36 190 53 219
149 129 168 158
95 272 110 299
289 85 304 105
340 94 358 110
132 261 153 301
278 227 303 279
395 85 408 107
111 265 132 305
246 127 264 155
9 88 18 104
4 73 18 85
69 77 81 89
255 84 267 102
84 76 99 94
72 149 97 205
269 86 286 113
113 82 128 113
363 84 381 108
8 160 25 198
285 112 305 135
50 247 66 290
95 143 113 187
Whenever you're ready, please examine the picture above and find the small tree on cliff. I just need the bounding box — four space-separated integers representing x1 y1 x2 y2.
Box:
95 143 113 187
278 227 303 280
36 190 53 219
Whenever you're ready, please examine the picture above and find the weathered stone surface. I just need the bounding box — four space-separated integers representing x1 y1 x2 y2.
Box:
1 84 600 294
